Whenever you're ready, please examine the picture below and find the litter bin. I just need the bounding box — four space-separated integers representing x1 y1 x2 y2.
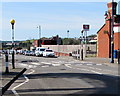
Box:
118 49 120 64
114 50 117 58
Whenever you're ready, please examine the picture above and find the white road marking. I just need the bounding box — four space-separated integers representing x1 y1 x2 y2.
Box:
65 64 72 68
87 64 93 66
76 64 82 66
31 62 40 65
28 65 33 68
91 70 102 75
27 69 35 74
42 65 49 67
96 64 102 65
65 64 103 75
51 61 60 63
11 75 29 96
11 69 35 96
52 64 61 66
41 62 51 64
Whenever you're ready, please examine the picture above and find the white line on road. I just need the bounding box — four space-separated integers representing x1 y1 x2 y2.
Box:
11 75 29 96
11 69 35 96
27 69 35 74
31 62 40 65
52 64 61 66
96 64 102 65
41 65 49 67
41 62 51 64
65 64 103 75
87 64 93 66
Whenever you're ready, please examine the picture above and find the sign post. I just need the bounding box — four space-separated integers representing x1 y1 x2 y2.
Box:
83 24 90 57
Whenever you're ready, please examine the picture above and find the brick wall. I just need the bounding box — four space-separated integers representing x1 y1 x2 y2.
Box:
97 21 111 58
42 44 97 57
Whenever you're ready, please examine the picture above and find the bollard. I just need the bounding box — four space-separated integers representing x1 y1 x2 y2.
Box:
81 49 83 60
5 52 9 73
2 68 27 95
12 50 15 69
118 49 120 64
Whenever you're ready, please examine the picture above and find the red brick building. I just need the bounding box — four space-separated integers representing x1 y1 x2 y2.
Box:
33 35 62 47
97 2 120 58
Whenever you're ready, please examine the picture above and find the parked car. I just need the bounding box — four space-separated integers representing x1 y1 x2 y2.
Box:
35 47 46 56
25 51 32 56
30 51 35 56
43 49 55 57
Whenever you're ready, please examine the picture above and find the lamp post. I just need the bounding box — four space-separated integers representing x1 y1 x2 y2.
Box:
67 30 69 38
110 0 114 63
10 19 15 69
37 25 41 47
81 30 84 60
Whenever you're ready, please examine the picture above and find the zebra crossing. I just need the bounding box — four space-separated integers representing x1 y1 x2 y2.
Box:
17 60 103 69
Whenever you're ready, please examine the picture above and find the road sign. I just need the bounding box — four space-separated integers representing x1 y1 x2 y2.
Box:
83 25 90 31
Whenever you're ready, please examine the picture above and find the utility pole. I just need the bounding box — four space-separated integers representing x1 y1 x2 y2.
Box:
37 25 41 47
67 30 69 38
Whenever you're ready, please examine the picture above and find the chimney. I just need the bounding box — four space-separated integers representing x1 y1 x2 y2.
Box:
107 2 117 16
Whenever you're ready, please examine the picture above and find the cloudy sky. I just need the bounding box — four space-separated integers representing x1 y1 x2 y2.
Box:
1 0 120 41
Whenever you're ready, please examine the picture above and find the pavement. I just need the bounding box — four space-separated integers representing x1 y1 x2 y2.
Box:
0 55 119 95
71 56 119 67
0 55 25 95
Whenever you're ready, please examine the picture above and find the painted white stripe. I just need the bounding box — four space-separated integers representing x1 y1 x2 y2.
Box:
42 65 49 67
76 64 83 66
91 70 102 75
52 64 61 66
11 69 35 96
65 64 103 75
11 75 29 96
87 64 93 65
27 69 35 74
41 62 51 64
28 65 33 68
31 62 40 65
96 64 102 65
65 64 72 68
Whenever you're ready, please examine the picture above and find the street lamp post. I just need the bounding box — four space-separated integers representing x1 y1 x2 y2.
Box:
37 25 41 47
81 30 84 60
110 0 114 63
67 30 69 38
10 19 15 69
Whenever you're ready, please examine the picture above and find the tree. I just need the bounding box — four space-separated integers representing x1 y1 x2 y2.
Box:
62 38 80 45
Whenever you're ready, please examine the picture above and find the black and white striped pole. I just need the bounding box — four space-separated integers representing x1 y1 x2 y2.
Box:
5 51 9 73
10 19 15 69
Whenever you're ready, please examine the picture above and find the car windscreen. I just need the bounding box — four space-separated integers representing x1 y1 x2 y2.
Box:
40 49 45 51
46 50 53 52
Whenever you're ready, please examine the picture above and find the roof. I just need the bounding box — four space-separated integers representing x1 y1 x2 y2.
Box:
97 24 105 34
89 39 97 43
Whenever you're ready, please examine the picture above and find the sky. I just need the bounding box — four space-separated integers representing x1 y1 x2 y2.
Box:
1 0 120 41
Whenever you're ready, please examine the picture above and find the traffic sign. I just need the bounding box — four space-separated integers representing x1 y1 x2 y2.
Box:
83 25 90 31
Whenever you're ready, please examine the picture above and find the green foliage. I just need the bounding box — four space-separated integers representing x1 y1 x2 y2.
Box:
62 38 80 45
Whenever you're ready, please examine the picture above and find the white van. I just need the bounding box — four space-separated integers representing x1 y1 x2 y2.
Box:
35 47 46 56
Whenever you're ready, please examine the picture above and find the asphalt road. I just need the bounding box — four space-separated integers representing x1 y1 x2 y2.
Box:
3 55 120 96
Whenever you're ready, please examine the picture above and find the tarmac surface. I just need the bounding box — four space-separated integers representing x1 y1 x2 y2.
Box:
0 55 119 95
